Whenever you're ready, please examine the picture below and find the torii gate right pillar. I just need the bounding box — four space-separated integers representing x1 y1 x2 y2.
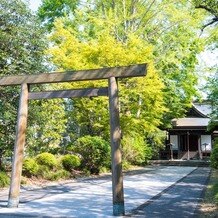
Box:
108 77 125 216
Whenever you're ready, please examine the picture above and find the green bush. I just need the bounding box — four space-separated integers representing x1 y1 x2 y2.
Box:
61 154 81 172
210 141 218 169
37 165 50 178
36 159 70 181
122 133 152 165
36 152 57 169
0 172 10 188
122 160 132 170
44 169 71 181
74 136 111 174
22 158 39 177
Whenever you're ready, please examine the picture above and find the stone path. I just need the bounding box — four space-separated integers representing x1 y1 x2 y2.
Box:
130 167 210 217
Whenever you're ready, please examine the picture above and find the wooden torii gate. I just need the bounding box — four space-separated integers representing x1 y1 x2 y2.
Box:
0 64 147 216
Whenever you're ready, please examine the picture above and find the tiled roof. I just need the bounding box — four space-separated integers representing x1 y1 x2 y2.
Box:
193 103 212 117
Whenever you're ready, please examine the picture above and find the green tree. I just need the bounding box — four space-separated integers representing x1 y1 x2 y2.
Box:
47 0 206 124
48 17 167 161
193 0 218 48
0 0 47 76
51 0 205 124
0 0 47 166
37 0 79 30
207 73 218 128
193 0 218 29
26 97 67 156
40 0 209 163
193 0 217 126
210 139 218 169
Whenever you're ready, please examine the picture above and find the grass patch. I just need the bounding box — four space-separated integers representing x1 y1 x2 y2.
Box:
199 169 218 217
213 181 218 204
0 172 10 188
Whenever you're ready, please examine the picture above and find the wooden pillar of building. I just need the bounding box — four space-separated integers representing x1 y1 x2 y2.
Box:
187 131 190 160
108 77 125 216
8 83 29 208
198 136 202 159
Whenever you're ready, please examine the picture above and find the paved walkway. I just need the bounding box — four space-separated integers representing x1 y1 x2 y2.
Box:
130 167 210 217
0 166 209 217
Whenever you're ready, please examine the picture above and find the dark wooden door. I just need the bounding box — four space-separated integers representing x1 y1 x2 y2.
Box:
180 134 187 151
189 135 198 151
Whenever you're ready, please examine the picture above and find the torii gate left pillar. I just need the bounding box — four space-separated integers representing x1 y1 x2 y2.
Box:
8 83 29 207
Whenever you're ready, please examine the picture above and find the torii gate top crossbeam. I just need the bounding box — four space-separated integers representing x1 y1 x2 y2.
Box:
0 64 147 86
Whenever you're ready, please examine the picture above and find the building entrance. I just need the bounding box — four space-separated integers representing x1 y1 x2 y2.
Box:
179 134 198 151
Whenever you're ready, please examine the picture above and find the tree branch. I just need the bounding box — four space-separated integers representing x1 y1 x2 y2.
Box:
195 4 217 16
201 17 218 31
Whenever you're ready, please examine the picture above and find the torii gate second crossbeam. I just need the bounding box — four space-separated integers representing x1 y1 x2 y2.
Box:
0 64 147 216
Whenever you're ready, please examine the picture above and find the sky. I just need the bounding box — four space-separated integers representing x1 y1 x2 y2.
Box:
28 0 42 11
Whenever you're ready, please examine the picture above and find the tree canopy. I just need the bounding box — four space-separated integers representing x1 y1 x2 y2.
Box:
47 0 206 125
48 19 167 159
0 0 47 76
0 0 49 162
37 0 79 30
42 0 210 161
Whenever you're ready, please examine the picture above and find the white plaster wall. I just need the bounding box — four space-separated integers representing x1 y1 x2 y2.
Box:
170 135 178 150
201 135 212 151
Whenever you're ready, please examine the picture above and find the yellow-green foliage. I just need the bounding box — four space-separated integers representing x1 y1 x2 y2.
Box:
122 133 152 165
48 19 167 145
36 152 58 169
22 154 71 181
22 158 39 177
49 20 154 70
61 154 81 171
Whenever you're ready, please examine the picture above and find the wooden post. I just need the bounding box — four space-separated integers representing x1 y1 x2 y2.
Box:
198 136 202 160
108 77 125 216
170 144 173 160
187 131 190 160
8 83 28 208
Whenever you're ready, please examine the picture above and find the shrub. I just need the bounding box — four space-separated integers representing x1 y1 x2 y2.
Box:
36 152 57 169
37 165 50 178
61 154 81 172
36 160 70 181
74 136 111 174
122 160 132 170
0 172 10 188
22 158 39 177
45 169 71 181
210 140 218 169
122 133 152 165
